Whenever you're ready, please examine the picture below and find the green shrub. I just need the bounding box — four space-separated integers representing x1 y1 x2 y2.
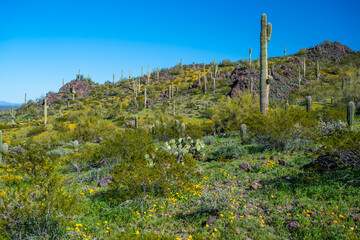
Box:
213 92 259 133
210 140 247 160
26 126 46 137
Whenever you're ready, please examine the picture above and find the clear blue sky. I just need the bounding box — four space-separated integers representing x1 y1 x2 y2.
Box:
0 0 359 103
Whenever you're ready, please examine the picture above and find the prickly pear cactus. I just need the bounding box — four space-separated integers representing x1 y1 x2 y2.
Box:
164 137 204 163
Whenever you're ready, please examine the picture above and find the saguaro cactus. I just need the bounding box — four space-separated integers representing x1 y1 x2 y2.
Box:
2 143 8 155
157 67 160 81
203 61 207 94
316 60 320 81
9 105 16 125
342 77 345 90
121 69 123 81
298 66 301 89
73 140 79 152
62 78 64 87
155 120 159 127
285 100 289 111
260 13 272 114
44 98 48 126
180 59 183 69
249 48 252 69
172 99 176 116
240 124 247 141
129 69 132 80
0 130 2 164
306 96 312 112
25 93 27 104
250 76 253 93
213 77 216 93
284 45 286 57
198 70 201 85
135 115 139 129
175 120 179 128
303 58 306 77
147 65 150 85
347 101 355 129
181 123 185 136
141 66 143 77
144 87 147 108
72 88 76 101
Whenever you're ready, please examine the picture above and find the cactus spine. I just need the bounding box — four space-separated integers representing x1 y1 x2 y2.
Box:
135 115 138 129
44 98 48 126
260 13 272 114
249 48 252 69
306 96 312 112
73 140 79 152
347 101 355 129
203 61 207 94
316 60 320 81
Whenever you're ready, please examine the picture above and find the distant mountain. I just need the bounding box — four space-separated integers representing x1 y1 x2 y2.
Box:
0 101 21 109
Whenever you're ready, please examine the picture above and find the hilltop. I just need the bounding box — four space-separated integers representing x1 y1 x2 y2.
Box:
0 40 359 239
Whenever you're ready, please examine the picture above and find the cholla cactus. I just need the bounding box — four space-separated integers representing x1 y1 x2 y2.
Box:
164 137 204 163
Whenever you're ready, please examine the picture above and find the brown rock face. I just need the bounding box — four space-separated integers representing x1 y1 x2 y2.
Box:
37 80 92 107
306 41 352 62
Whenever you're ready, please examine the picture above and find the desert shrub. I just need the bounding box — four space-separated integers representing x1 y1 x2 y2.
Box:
26 126 47 137
47 147 73 157
220 59 233 67
246 108 317 151
319 129 360 168
210 140 247 160
71 115 117 142
202 136 216 145
212 92 259 133
0 142 82 238
316 119 347 136
103 131 197 201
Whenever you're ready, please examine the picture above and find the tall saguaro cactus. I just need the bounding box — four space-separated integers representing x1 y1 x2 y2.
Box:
62 78 64 87
181 123 185 137
44 98 48 126
113 73 115 84
135 115 139 129
306 96 312 112
25 93 27 104
9 105 16 125
316 60 320 81
342 77 345 90
284 45 286 57
298 66 301 89
144 87 147 108
0 130 2 164
147 65 150 85
172 99 176 116
347 101 355 129
260 13 272 114
249 48 252 69
157 67 160 82
203 61 207 94
121 69 123 81
303 58 306 77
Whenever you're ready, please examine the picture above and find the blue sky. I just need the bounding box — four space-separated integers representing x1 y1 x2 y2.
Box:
0 0 359 103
